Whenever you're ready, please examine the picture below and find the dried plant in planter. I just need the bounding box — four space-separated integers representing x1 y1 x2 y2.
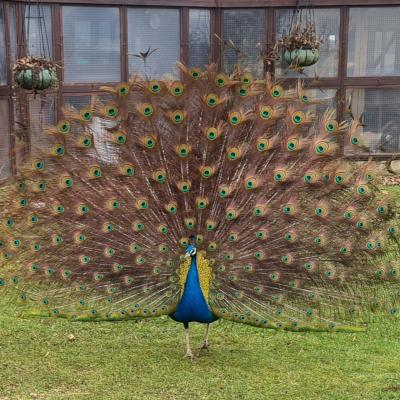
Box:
13 56 58 93
280 22 322 70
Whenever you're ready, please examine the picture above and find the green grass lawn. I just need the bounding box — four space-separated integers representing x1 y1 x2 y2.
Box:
1 186 400 400
1 296 400 399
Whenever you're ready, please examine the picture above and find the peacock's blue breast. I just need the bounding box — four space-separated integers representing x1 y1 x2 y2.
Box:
170 256 218 324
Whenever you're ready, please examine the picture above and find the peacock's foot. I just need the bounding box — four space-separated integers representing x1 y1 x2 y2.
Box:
197 340 209 353
184 349 195 361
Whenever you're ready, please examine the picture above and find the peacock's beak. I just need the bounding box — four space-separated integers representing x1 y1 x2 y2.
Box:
184 252 191 259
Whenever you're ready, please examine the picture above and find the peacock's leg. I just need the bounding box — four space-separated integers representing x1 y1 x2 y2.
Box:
197 323 210 352
183 323 194 360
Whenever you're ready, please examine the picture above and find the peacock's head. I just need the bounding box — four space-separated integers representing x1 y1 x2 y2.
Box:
184 244 197 259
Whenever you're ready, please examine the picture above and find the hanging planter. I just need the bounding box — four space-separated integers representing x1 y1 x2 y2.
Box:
283 47 320 68
13 56 57 92
280 1 322 71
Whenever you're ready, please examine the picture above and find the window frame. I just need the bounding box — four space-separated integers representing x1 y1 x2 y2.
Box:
3 0 400 167
0 1 12 93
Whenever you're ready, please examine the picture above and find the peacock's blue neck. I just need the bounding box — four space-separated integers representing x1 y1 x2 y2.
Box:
170 255 217 324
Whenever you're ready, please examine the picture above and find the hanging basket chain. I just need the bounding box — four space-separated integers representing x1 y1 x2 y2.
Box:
25 0 51 59
283 0 320 51
279 0 321 70
13 0 57 92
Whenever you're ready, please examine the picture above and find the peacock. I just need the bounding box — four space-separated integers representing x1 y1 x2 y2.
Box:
1 63 399 360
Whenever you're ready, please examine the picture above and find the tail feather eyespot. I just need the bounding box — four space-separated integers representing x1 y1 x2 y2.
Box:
147 80 162 94
103 103 119 118
57 120 71 134
190 67 202 80
286 137 301 152
196 197 209 210
241 72 253 85
137 103 154 117
204 127 221 141
226 207 238 221
227 146 242 161
228 111 243 126
273 168 289 183
111 130 127 145
184 218 196 230
205 93 220 108
88 165 102 179
206 219 218 231
79 108 93 122
169 110 186 124
77 135 93 148
170 81 184 96
141 135 157 149
177 180 191 193
116 83 130 97
214 73 229 88
175 144 191 158
135 198 149 210
152 169 167 183
324 119 339 133
270 85 284 99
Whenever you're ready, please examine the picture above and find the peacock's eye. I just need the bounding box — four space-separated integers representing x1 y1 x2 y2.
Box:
228 112 242 126
190 68 201 80
325 120 338 133
53 145 65 157
143 135 156 149
171 82 184 96
351 136 359 145
57 120 71 134
118 84 130 96
171 111 185 124
215 73 228 87
105 105 118 117
79 136 92 148
271 85 283 98
301 95 310 104
206 94 219 107
206 128 218 141
149 81 161 93
113 132 126 145
34 159 45 171
259 106 273 121
238 87 248 97
291 111 304 125
81 109 93 121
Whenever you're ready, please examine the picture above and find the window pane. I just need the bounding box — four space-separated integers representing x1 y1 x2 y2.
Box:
223 10 265 77
276 8 340 78
0 99 11 180
0 4 6 85
63 6 120 83
128 8 180 78
7 3 17 63
302 88 337 115
63 95 91 111
24 4 53 59
346 88 400 153
348 7 400 76
189 9 210 68
28 95 56 157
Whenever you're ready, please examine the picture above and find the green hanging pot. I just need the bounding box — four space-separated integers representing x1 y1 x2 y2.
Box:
283 48 320 68
16 68 56 91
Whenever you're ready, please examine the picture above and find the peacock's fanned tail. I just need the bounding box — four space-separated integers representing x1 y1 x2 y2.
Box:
0 64 399 330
